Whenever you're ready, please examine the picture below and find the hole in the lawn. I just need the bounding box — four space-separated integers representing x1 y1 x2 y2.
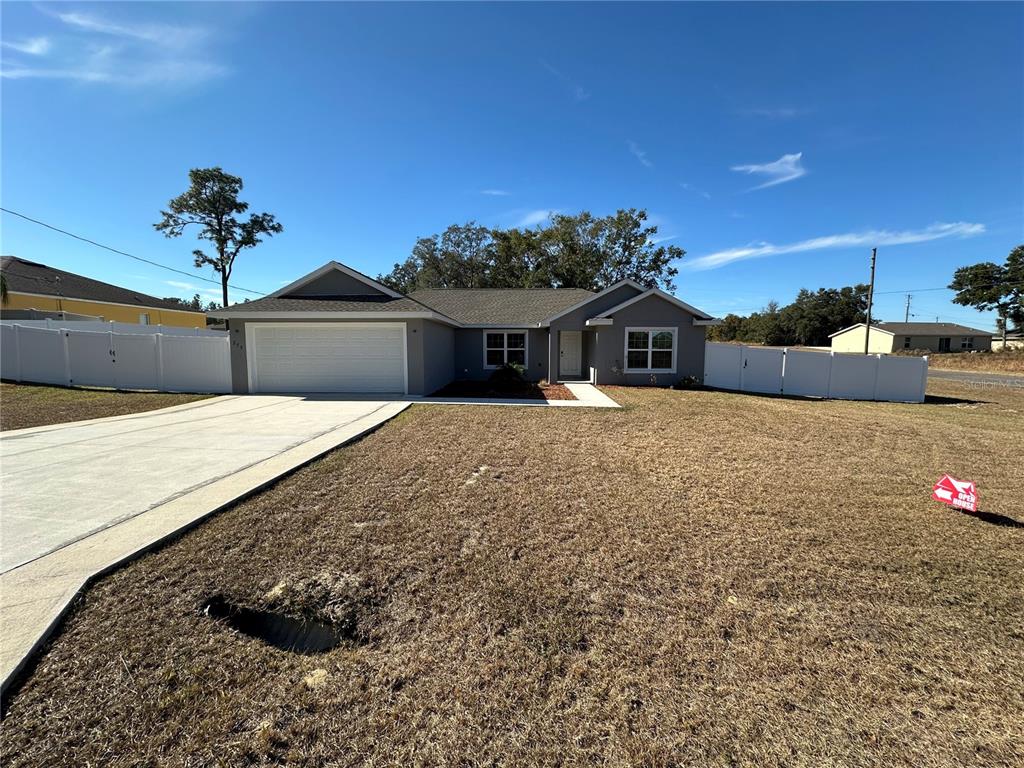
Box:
202 595 347 654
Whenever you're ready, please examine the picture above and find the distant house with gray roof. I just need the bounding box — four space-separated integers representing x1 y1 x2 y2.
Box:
829 322 994 354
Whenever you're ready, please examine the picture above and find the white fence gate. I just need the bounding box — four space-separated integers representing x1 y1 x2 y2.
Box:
704 343 927 403
1 324 232 393
0 319 224 337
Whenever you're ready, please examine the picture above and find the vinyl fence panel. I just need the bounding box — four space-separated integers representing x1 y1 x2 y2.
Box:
158 334 231 393
704 342 743 390
740 347 784 394
703 342 926 403
828 352 880 400
16 326 68 386
66 330 115 388
781 348 833 398
0 324 19 380
0 320 225 337
1 323 231 394
874 355 928 402
112 333 159 390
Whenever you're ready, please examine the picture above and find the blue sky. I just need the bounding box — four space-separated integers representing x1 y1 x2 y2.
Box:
2 2 1022 328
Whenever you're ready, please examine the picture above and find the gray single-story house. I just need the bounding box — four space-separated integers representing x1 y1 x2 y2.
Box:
209 261 719 395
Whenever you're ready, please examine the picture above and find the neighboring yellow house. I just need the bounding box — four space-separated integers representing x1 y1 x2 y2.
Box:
829 322 994 354
0 256 207 328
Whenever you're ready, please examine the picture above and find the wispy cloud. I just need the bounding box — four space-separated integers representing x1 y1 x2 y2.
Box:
540 59 590 102
731 152 806 190
2 8 226 86
164 279 221 298
480 189 510 197
51 10 207 48
517 209 559 228
738 107 809 120
684 222 986 271
1 36 51 55
627 140 652 168
680 182 711 200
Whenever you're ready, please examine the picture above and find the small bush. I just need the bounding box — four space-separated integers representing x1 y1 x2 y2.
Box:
672 375 702 390
488 362 526 386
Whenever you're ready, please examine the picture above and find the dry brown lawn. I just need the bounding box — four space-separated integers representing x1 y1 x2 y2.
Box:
0 382 212 431
914 349 1024 375
2 380 1022 766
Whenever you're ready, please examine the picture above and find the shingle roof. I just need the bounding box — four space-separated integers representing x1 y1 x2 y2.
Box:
0 256 201 312
878 322 994 336
408 288 595 325
215 295 429 314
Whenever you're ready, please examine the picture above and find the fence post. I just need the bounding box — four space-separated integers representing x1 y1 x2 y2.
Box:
155 334 165 391
62 330 72 386
825 351 835 398
871 354 882 401
920 355 929 402
12 324 22 382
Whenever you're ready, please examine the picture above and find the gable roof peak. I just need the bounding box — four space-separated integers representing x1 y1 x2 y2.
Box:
269 260 403 299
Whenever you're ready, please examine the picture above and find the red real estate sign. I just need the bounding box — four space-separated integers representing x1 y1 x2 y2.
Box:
932 474 979 512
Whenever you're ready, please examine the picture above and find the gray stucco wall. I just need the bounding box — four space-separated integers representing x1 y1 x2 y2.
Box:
547 284 644 381
286 270 386 296
418 319 455 394
226 318 454 396
591 295 707 385
453 328 548 381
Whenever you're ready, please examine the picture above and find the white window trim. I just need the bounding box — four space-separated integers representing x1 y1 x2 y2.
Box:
961 336 974 349
482 329 529 370
623 326 677 373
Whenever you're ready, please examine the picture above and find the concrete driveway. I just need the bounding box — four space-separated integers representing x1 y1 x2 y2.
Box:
0 395 404 573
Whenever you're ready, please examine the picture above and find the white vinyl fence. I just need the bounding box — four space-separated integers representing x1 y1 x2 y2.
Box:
0 319 225 337
704 343 927 403
1 324 231 393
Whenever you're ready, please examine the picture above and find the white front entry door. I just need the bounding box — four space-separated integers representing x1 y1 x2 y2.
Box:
248 323 407 393
559 331 582 377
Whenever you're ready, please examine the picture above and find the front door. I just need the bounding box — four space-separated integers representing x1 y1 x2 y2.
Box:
938 337 951 352
559 331 582 377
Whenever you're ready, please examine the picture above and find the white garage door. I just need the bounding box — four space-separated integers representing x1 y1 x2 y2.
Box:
249 323 407 393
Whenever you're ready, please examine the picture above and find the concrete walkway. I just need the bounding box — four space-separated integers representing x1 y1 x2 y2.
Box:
0 396 409 694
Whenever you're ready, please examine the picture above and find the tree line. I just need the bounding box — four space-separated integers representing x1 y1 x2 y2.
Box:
708 285 871 347
377 209 682 293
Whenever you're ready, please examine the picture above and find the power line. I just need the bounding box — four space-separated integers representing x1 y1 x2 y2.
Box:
0 207 267 296
874 281 1024 295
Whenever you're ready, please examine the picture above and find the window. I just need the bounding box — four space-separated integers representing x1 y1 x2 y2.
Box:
938 337 951 352
903 336 911 349
484 331 527 368
624 327 677 372
139 313 151 325
961 337 974 350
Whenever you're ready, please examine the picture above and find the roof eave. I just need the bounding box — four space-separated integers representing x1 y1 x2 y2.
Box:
207 310 464 327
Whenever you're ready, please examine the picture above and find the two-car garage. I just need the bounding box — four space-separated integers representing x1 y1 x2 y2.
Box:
245 323 407 394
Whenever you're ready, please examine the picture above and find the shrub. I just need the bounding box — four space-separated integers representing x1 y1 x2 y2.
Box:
672 375 702 390
488 362 526 386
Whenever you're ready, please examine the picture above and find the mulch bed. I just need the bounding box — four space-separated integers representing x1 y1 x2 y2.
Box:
431 380 576 400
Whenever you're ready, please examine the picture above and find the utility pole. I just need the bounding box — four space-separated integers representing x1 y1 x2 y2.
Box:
904 293 912 322
863 247 877 354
